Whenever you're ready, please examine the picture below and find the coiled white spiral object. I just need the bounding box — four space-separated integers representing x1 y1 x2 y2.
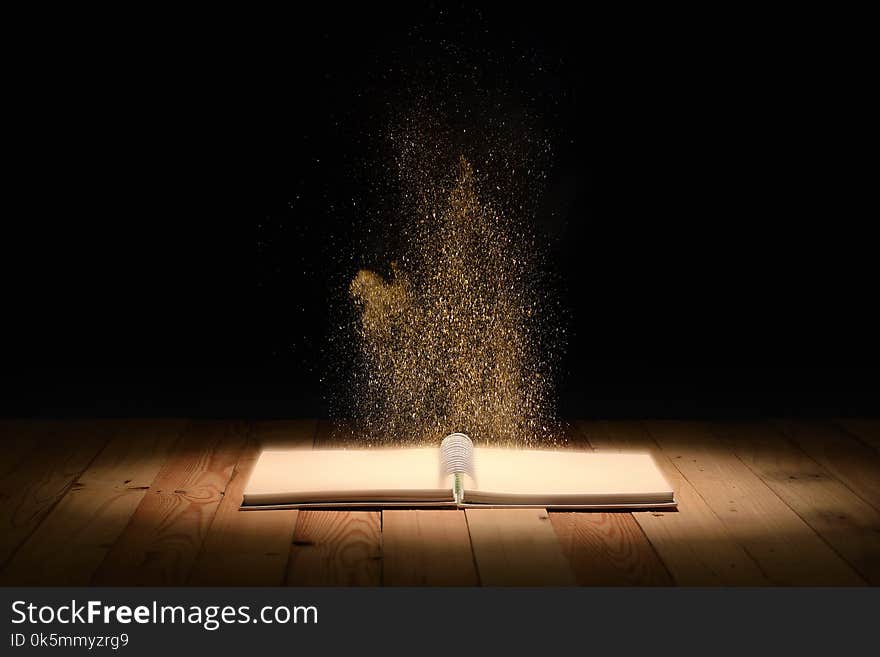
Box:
440 432 475 503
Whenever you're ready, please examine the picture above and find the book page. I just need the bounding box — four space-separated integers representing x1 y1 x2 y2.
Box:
242 448 455 506
465 449 673 506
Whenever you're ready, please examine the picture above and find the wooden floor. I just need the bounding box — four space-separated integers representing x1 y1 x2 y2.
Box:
1 418 879 586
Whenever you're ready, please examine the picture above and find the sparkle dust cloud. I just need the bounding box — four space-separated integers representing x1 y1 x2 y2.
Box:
331 101 566 448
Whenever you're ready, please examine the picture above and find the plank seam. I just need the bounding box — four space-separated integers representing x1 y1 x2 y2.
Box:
172 420 250 585
637 420 774 584
278 419 318 587
86 419 193 582
0 421 116 572
576 420 681 586
186 430 255 585
626 509 677 585
379 510 385 587
88 420 246 586
461 510 483 586
710 425 868 585
777 420 880 515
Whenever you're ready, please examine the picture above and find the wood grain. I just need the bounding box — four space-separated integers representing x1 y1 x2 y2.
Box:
774 420 880 514
188 420 316 586
76 419 187 489
91 420 247 585
548 422 672 586
286 511 382 586
382 510 478 585
284 420 382 586
645 420 864 585
0 419 185 585
465 508 576 585
711 421 880 585
580 420 770 585
550 512 672 585
0 420 113 568
3 416 878 586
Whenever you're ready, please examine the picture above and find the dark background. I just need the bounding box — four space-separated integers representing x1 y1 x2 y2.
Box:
3 5 876 419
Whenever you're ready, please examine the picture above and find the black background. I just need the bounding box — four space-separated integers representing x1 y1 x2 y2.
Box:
3 5 876 419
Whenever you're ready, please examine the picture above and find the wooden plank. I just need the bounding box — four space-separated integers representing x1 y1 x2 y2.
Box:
465 508 576 585
382 510 478 585
579 420 770 586
547 422 672 586
0 419 186 585
835 419 880 454
75 419 187 489
188 419 317 586
91 420 247 585
285 419 382 585
286 511 381 586
645 420 864 585
550 512 672 585
0 420 113 568
711 421 880 585
774 419 880 514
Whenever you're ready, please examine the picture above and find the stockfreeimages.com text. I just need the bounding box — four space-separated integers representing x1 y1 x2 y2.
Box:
11 600 317 631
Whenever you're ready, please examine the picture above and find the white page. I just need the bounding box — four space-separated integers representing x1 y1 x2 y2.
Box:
243 448 455 506
465 448 673 505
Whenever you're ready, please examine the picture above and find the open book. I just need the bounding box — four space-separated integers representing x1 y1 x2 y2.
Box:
241 433 675 509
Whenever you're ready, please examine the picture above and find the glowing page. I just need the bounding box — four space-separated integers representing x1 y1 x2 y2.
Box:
242 447 674 509
463 449 673 506
243 448 456 506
